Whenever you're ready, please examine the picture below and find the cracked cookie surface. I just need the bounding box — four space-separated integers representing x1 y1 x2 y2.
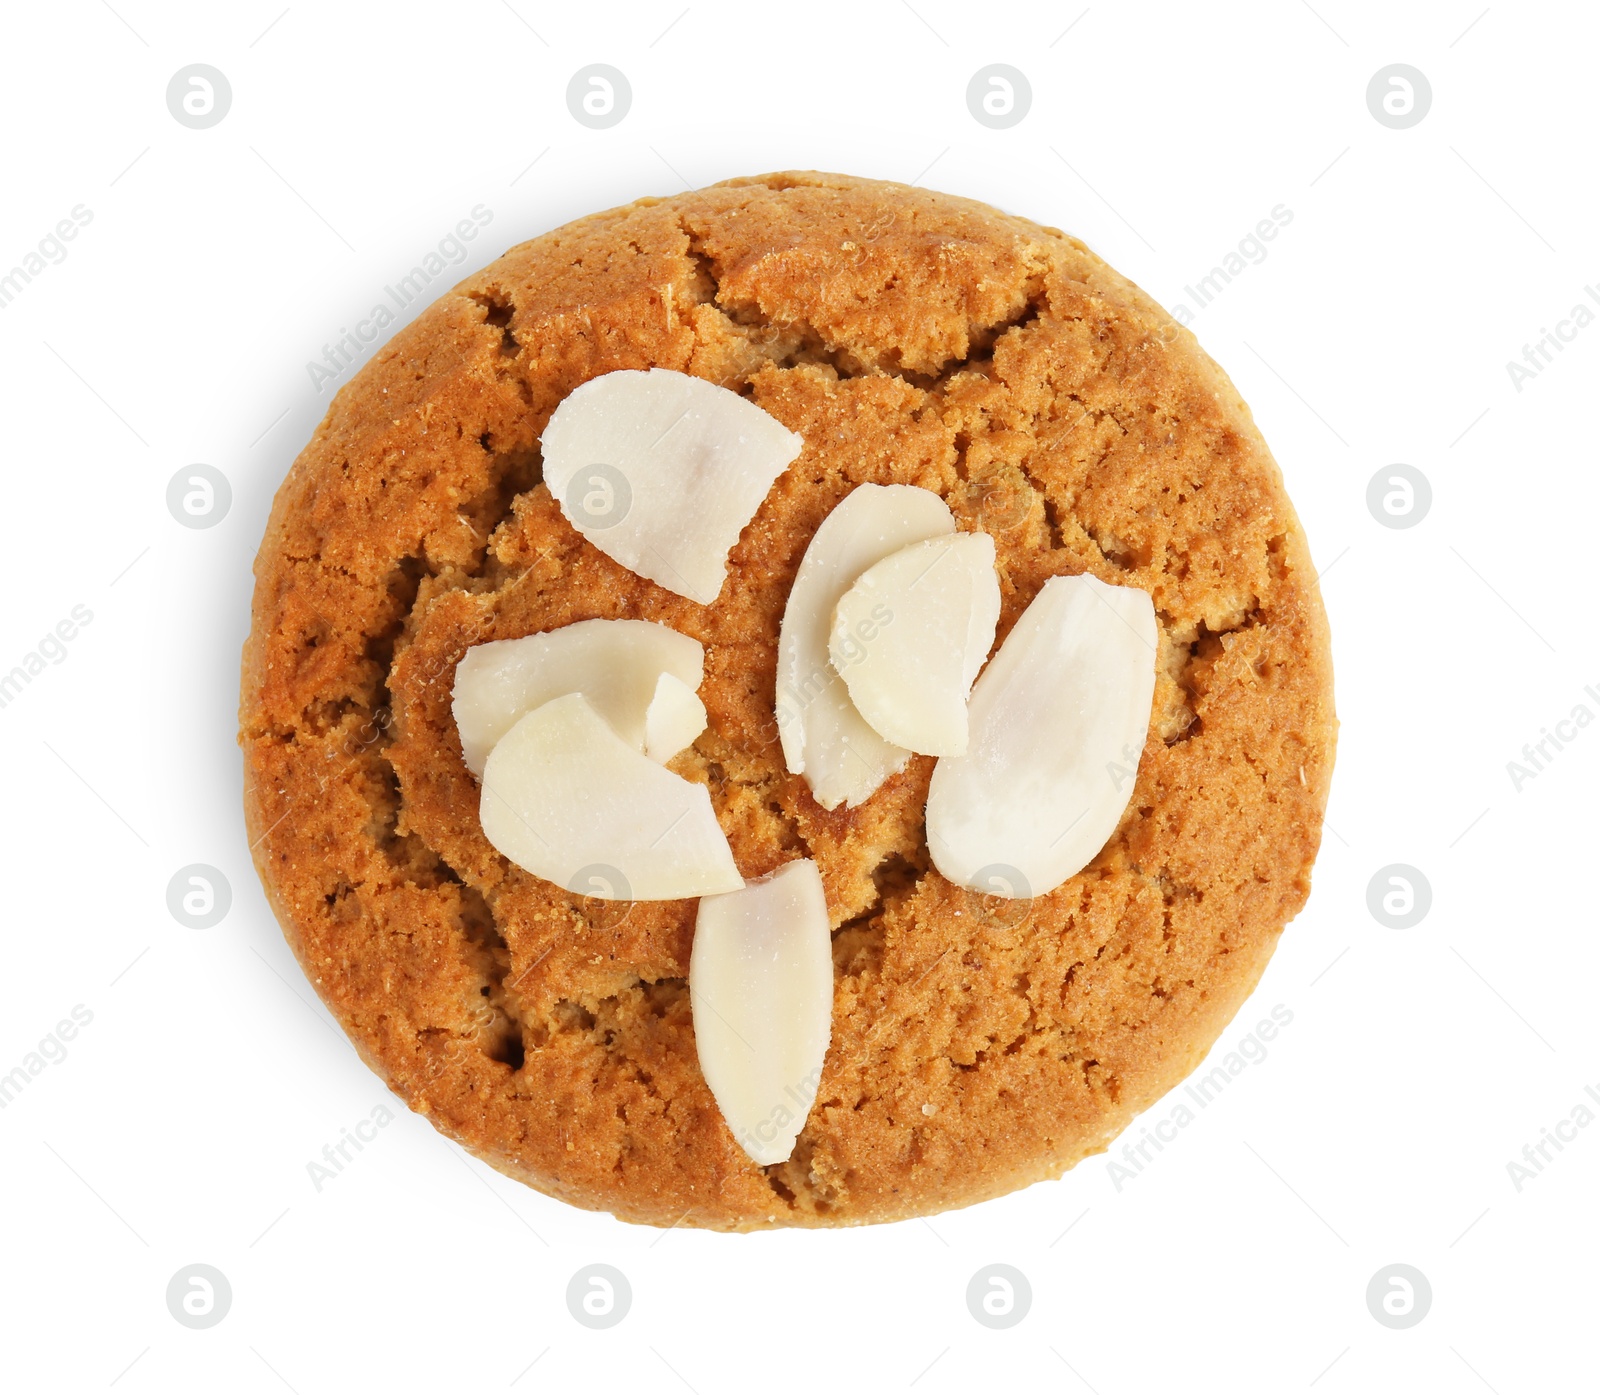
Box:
240 171 1336 1229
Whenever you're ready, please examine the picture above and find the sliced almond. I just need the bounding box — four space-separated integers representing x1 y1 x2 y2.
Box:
776 483 955 809
541 368 803 605
452 619 703 777
829 531 1000 756
644 671 707 764
690 860 833 1166
480 692 741 900
926 574 1157 897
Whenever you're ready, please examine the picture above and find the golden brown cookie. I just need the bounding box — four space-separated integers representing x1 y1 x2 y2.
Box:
240 171 1336 1230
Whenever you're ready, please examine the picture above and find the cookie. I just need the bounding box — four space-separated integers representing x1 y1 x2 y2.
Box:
240 171 1336 1229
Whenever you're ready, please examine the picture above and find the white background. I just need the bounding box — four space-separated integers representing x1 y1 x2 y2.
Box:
1 1 1595 1390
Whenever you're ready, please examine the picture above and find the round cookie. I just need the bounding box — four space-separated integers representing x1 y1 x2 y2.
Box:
240 171 1336 1230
